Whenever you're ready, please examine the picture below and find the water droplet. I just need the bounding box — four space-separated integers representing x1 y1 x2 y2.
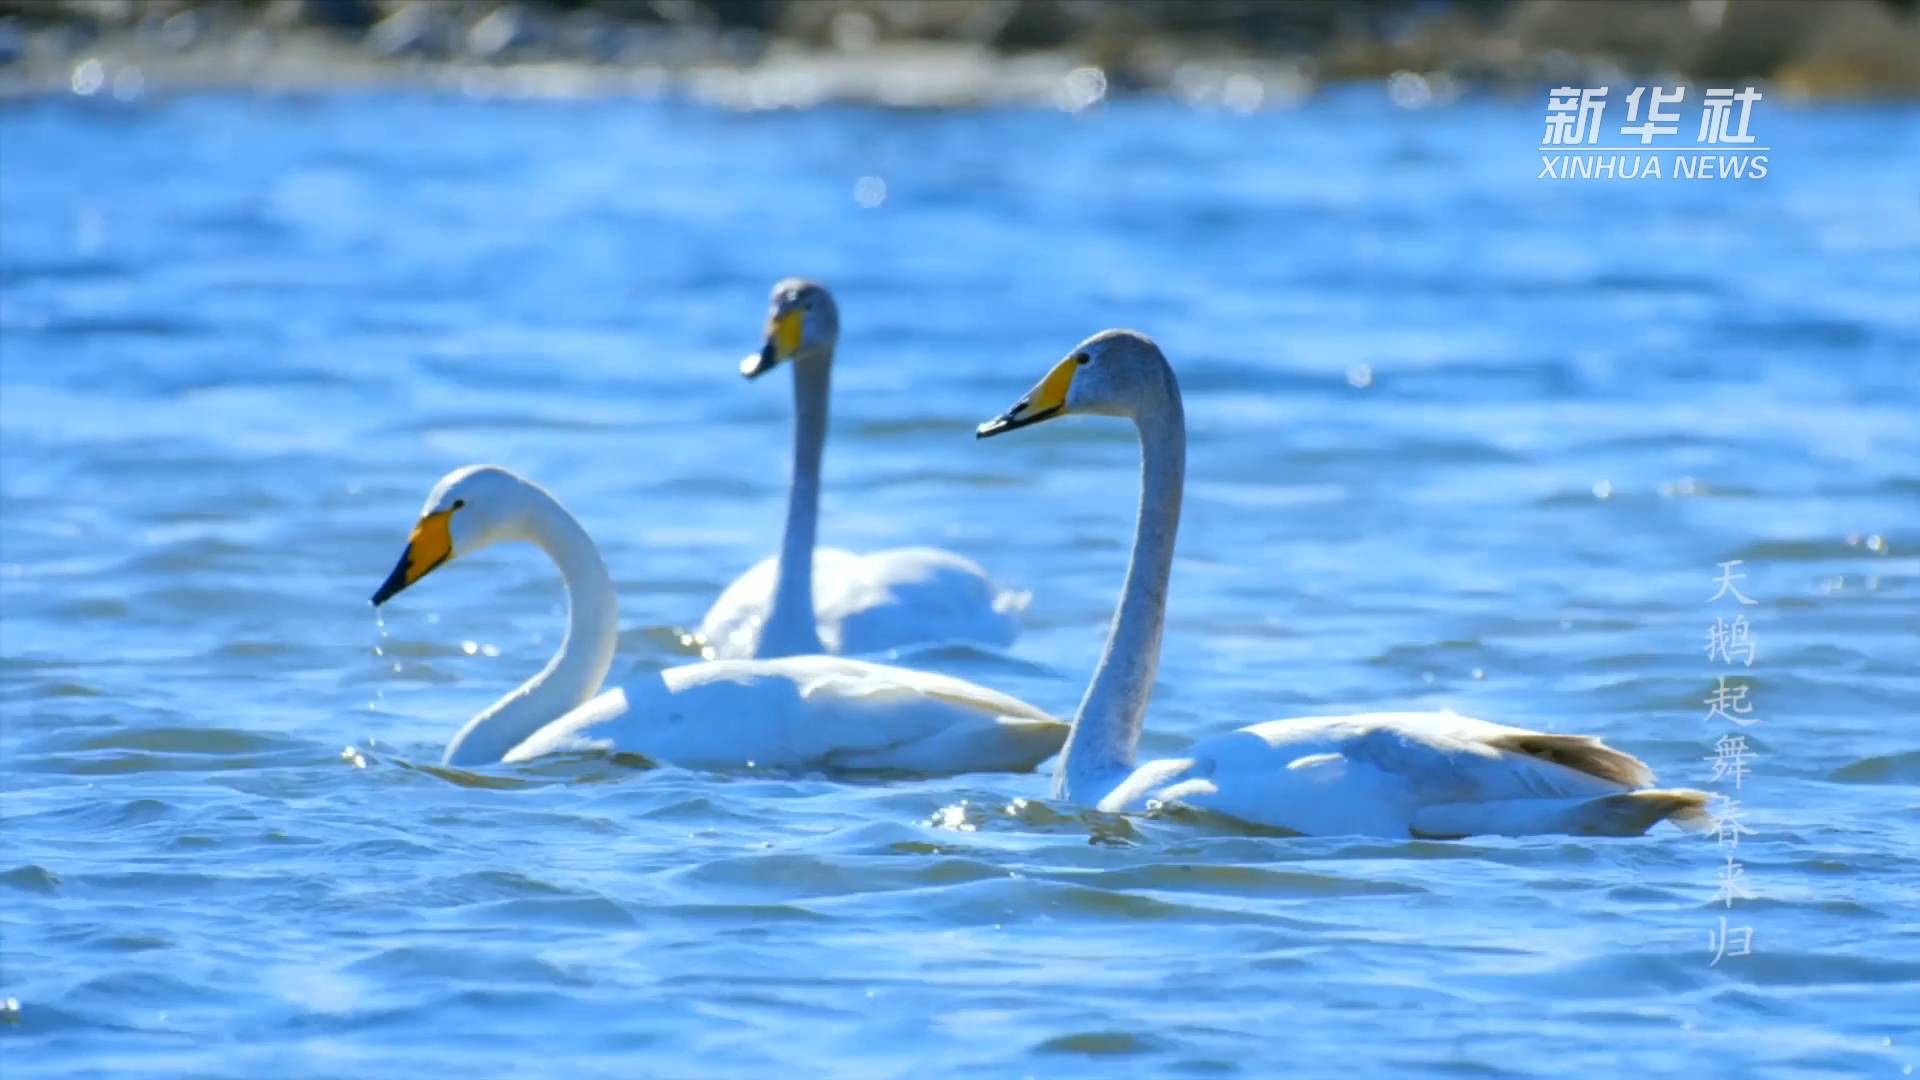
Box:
71 58 105 97
1592 479 1613 500
1387 70 1432 110
1471 667 1485 680
370 611 391 701
1056 66 1107 113
1346 363 1373 389
461 640 479 656
853 175 887 209
111 65 144 102
1222 72 1264 113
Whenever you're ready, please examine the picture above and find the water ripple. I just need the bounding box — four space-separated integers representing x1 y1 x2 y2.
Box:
0 92 1912 1079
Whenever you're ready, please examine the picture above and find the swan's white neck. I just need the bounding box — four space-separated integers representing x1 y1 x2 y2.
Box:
442 490 620 766
760 354 830 657
1056 369 1185 802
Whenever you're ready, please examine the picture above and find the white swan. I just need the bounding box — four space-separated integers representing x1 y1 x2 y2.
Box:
699 279 1024 659
975 330 1711 838
370 466 1066 773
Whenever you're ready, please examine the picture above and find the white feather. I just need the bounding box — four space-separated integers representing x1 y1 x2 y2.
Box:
505 655 1064 774
700 546 1025 659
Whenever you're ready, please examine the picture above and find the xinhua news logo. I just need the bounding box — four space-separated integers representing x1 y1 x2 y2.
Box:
1539 86 1768 181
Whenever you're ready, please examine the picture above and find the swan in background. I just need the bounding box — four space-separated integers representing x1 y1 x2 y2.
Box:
974 329 1710 839
370 466 1065 773
699 279 1024 659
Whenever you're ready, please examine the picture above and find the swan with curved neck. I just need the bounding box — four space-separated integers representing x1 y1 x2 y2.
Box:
700 279 1024 659
976 330 1710 838
371 465 1065 772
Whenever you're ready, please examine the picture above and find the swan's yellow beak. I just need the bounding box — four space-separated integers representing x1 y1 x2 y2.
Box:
740 308 805 379
370 509 454 607
977 354 1078 438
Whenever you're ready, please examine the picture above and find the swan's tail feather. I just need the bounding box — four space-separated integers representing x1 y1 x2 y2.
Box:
1644 788 1715 831
1560 788 1714 837
1409 788 1714 838
830 716 1069 775
1482 732 1656 788
996 717 1072 772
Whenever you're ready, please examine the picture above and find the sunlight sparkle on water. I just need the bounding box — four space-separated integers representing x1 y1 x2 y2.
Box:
933 802 977 832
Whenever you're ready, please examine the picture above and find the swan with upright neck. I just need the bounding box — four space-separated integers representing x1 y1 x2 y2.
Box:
975 330 1710 839
699 279 1024 659
371 466 1065 772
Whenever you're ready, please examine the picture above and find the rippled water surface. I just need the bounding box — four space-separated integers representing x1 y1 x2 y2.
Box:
3 91 1918 1077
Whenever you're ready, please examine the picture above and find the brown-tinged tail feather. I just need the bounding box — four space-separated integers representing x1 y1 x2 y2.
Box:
1484 732 1657 788
1563 788 1713 836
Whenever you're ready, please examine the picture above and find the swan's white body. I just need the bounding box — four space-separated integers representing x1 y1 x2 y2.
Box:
1092 711 1707 839
701 280 1022 659
506 655 1062 773
978 330 1708 839
700 546 1024 659
373 466 1065 774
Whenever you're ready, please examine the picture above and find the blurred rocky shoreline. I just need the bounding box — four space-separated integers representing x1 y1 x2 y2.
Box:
2 0 1916 105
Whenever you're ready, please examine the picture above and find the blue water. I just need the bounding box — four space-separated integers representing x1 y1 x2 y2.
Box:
3 89 1917 1077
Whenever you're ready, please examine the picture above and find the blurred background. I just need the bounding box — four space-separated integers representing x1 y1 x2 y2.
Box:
2 0 1918 101
3 1 1917 1078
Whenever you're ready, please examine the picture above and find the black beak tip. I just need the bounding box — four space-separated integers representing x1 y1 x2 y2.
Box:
371 555 412 608
741 345 780 380
978 402 1054 439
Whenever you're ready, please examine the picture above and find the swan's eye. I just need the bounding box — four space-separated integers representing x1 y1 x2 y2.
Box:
1074 352 1090 366
451 499 466 511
